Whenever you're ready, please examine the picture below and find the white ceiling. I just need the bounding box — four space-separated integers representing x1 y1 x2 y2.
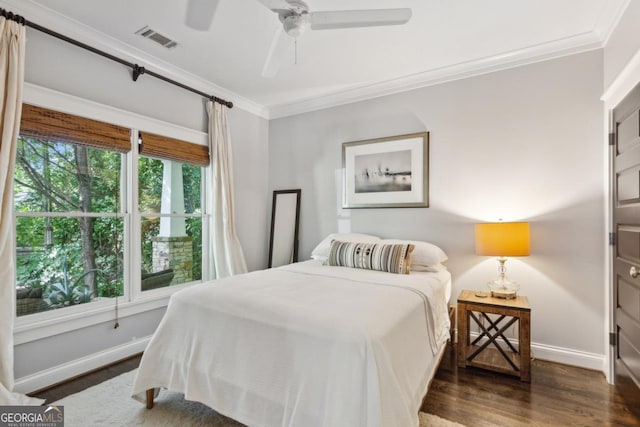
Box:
3 0 630 118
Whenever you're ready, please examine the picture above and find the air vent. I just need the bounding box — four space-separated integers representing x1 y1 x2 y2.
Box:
135 26 178 49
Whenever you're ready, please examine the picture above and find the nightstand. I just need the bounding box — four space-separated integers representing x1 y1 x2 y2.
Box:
457 289 531 382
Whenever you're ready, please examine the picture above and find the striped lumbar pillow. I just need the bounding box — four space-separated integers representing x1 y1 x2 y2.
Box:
327 240 415 274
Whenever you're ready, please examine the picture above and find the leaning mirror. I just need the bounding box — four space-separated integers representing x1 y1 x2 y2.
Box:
268 189 301 268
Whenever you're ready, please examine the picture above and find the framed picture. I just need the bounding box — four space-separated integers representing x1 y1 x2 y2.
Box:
342 132 429 208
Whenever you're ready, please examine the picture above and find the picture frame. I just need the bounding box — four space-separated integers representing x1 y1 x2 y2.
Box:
342 132 429 208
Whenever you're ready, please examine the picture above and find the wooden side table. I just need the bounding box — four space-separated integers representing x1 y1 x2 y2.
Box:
457 290 531 382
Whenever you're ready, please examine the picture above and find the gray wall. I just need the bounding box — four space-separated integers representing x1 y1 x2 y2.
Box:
604 1 640 90
17 11 621 379
15 309 166 379
16 28 269 380
269 50 605 357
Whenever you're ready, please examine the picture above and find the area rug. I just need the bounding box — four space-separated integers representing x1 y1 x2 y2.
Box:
53 370 465 427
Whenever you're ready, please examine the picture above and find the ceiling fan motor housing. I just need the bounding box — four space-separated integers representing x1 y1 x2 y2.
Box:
282 13 309 37
278 0 310 37
284 0 309 13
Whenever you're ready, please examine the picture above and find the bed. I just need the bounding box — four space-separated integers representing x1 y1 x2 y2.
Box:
132 256 451 427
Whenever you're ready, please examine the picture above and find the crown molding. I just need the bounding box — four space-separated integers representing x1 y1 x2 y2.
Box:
601 42 640 107
0 0 269 119
1 0 627 121
596 0 631 46
268 31 603 119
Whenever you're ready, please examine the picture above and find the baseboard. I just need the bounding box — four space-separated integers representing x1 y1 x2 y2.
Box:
14 335 151 394
468 332 604 372
530 341 604 372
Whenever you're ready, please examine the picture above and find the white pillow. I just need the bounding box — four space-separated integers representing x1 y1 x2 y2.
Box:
379 239 448 266
311 233 380 260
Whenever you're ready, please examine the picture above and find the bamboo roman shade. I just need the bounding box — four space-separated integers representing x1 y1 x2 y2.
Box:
20 104 131 152
138 131 209 166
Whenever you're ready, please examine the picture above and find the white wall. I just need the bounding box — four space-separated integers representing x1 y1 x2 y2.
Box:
15 28 269 383
269 50 605 367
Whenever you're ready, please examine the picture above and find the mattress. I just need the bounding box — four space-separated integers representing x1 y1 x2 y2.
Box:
132 260 451 427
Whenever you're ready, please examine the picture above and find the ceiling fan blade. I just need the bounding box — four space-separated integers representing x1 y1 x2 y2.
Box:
185 0 220 31
261 27 294 78
309 8 412 30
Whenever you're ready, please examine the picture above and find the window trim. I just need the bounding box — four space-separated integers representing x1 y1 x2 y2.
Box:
14 83 209 345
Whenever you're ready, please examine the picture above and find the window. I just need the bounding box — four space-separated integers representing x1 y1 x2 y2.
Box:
14 104 209 320
15 105 129 317
15 139 125 316
138 131 207 291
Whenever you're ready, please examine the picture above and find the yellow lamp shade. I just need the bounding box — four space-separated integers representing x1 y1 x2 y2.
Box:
475 222 530 257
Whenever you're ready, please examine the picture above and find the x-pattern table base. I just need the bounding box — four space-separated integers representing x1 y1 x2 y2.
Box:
468 311 520 371
457 290 531 382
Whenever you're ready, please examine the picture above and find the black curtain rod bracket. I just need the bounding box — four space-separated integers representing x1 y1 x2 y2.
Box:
132 65 145 82
0 8 233 109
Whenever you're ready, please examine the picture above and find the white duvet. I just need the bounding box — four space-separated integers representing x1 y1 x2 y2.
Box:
132 260 451 427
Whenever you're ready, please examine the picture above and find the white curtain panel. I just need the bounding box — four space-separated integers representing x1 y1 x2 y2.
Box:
0 17 42 405
206 101 247 279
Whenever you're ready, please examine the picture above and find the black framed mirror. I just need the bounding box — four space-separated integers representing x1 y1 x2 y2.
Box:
268 189 301 268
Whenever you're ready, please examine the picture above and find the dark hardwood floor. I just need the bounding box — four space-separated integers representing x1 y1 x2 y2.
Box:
423 345 640 427
30 346 640 426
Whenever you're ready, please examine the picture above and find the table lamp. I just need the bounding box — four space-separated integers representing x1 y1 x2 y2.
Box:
475 222 530 299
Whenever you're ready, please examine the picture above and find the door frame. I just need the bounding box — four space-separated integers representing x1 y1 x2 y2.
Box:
602 47 640 384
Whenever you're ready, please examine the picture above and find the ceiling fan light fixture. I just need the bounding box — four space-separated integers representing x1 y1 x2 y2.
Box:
282 14 308 37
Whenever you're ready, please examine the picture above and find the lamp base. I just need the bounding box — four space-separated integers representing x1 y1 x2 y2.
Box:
487 277 519 300
490 288 517 299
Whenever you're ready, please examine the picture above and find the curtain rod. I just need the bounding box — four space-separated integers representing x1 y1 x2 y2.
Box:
0 8 233 108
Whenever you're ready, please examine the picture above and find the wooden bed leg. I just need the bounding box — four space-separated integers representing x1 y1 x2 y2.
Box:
146 389 155 409
448 305 457 344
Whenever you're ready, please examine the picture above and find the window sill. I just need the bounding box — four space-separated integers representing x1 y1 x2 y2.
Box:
13 282 198 345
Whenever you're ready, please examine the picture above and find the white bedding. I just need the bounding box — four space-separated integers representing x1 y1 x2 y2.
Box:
132 260 451 427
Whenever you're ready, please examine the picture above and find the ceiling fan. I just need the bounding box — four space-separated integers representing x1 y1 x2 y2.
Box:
185 0 412 77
